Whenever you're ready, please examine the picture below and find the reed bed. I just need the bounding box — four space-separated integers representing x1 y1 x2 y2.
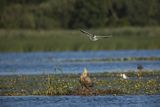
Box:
0 27 160 52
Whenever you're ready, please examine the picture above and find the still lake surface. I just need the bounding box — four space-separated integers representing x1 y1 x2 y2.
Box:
0 50 160 75
0 50 160 107
1 95 160 107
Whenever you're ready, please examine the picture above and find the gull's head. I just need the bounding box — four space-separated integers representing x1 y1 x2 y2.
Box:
90 35 98 41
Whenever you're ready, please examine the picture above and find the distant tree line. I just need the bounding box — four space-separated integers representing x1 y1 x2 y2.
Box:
0 0 160 29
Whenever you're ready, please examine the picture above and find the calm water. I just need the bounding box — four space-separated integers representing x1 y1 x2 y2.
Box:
1 50 160 107
1 95 160 107
0 50 160 75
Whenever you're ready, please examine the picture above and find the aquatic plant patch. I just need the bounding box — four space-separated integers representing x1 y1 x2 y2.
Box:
0 71 160 96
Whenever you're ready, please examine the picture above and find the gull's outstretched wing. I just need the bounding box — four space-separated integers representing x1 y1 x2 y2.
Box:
80 29 93 37
96 35 112 38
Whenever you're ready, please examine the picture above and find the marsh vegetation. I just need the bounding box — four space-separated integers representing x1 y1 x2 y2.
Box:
0 71 159 96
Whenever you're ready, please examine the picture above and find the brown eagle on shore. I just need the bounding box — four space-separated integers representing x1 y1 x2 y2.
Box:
79 68 93 90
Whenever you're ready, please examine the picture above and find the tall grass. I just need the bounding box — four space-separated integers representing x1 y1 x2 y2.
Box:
0 27 160 52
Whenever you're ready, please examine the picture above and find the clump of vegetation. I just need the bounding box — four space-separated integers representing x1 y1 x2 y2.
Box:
66 57 160 62
0 71 160 96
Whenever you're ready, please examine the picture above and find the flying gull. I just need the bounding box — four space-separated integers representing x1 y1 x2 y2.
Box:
80 29 112 41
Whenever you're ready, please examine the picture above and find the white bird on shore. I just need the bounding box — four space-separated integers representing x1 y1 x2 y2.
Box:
80 29 112 41
120 73 128 79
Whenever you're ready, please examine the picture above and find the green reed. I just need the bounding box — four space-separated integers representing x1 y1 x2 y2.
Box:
0 27 160 52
